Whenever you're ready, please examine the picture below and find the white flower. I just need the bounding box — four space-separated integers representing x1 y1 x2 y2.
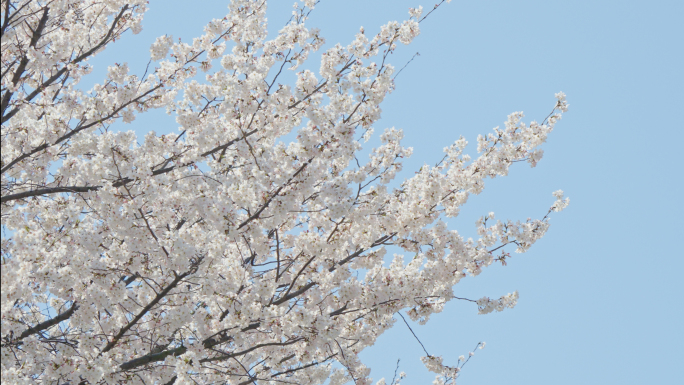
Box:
551 190 570 212
409 6 423 19
107 62 129 83
150 35 174 60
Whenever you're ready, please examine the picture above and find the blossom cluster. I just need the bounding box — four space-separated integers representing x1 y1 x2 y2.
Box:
420 342 484 385
476 291 519 315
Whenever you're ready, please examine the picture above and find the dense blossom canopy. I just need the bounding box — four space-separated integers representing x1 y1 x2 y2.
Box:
0 1 569 384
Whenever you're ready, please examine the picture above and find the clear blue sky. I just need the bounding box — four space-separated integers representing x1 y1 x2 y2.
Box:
83 1 684 384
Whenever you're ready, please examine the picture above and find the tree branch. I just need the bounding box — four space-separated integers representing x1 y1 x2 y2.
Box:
237 158 313 230
0 6 49 117
1 5 131 123
118 322 260 370
11 302 79 343
100 261 201 354
1 186 100 203
200 338 303 363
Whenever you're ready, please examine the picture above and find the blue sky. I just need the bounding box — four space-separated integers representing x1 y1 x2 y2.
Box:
81 1 684 384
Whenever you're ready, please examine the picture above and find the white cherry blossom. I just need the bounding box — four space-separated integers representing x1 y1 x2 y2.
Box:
1 1 569 384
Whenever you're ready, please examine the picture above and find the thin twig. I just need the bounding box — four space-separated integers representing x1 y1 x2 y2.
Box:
393 52 420 81
397 312 430 356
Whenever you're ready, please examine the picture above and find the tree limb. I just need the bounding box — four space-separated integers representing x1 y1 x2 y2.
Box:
100 262 200 354
12 302 79 343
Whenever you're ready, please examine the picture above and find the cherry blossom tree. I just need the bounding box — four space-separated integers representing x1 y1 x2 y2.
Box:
0 1 570 384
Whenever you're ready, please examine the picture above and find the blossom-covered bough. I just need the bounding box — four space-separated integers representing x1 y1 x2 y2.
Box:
0 0 570 384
